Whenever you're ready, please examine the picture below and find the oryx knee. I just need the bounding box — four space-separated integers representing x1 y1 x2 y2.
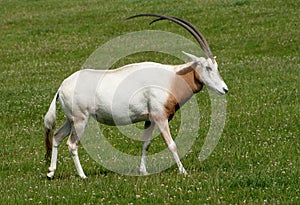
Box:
168 141 177 152
52 137 61 148
67 140 78 156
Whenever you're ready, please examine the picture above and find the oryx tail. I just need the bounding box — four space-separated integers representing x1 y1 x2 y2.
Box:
44 91 59 160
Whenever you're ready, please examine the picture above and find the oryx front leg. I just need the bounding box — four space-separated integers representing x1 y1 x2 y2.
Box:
67 119 88 179
47 120 71 179
154 117 187 175
140 121 155 175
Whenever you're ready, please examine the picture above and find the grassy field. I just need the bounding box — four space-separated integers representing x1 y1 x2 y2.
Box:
0 0 299 204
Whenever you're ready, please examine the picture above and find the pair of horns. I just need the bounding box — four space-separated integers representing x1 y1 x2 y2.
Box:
125 13 214 60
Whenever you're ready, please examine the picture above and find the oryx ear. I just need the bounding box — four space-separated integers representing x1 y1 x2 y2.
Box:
182 51 199 62
175 61 196 75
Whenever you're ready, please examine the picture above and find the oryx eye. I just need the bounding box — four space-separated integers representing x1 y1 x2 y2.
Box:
206 66 212 71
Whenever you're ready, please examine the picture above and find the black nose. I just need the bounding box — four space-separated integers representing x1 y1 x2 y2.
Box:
223 88 228 94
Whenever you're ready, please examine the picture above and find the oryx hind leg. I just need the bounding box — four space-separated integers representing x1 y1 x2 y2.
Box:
67 118 89 179
152 116 187 175
140 120 155 175
47 119 71 179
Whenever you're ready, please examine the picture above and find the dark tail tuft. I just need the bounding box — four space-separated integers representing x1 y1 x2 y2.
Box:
44 127 53 163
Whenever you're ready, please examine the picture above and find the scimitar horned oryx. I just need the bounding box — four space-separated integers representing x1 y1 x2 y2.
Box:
44 14 228 179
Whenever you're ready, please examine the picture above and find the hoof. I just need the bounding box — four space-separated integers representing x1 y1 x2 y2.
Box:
180 168 188 176
47 171 55 180
139 170 149 176
182 170 188 176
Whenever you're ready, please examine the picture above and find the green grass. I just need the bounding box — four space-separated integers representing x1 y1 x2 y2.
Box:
0 0 299 204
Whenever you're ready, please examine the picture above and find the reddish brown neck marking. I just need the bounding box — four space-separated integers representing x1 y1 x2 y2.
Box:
164 68 203 119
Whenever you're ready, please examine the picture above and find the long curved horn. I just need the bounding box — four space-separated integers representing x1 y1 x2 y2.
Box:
125 14 214 59
151 16 213 58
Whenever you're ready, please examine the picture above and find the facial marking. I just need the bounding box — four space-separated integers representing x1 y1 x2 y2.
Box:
206 66 212 72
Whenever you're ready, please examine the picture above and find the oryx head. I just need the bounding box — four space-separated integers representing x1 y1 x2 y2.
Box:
126 14 228 95
182 51 228 94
